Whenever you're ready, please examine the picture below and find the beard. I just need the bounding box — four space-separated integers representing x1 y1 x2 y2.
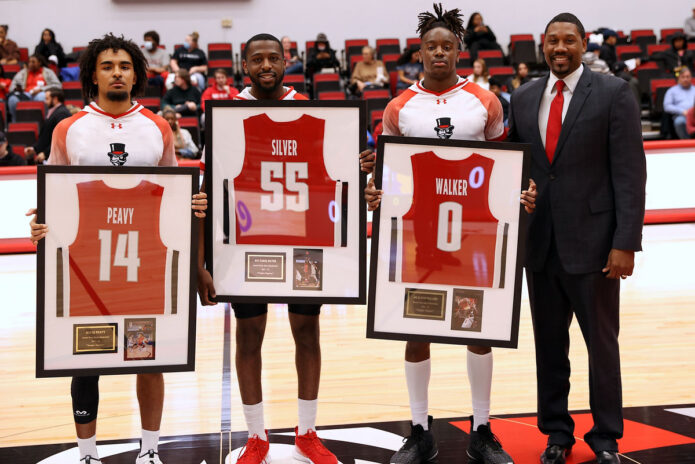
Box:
106 90 129 102
249 72 283 93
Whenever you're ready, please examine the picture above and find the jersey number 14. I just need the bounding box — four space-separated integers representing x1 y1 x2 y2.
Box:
98 230 141 282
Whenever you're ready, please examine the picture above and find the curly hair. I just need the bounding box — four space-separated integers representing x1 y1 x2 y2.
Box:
417 3 465 44
79 33 148 101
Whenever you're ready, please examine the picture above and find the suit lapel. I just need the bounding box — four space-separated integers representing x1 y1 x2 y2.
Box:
553 67 592 164
530 75 550 168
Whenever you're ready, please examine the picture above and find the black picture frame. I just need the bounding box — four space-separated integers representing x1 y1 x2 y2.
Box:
366 136 531 348
36 165 199 377
204 100 367 304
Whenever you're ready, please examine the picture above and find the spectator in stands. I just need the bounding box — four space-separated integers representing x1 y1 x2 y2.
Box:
282 36 303 74
23 87 71 164
162 68 201 117
200 68 238 124
612 61 641 103
653 32 693 73
464 12 503 61
34 28 66 68
583 42 611 74
349 46 388 95
470 58 490 90
0 131 25 166
305 32 339 78
169 32 207 89
685 7 695 41
664 66 695 139
0 25 19 65
396 45 424 90
163 107 199 159
599 29 618 70
7 54 60 121
0 65 11 101
488 77 509 125
505 61 530 93
686 106 695 137
143 30 169 90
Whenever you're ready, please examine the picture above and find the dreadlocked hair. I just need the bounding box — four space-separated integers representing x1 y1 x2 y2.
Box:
79 33 148 101
417 3 465 44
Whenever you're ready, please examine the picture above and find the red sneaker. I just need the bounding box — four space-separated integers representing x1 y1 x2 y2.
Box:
235 433 270 464
293 427 338 464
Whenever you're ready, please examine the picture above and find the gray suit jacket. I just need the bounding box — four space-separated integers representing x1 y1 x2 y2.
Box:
508 67 646 274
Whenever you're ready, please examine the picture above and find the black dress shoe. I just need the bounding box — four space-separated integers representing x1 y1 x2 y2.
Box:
596 451 620 463
540 444 570 464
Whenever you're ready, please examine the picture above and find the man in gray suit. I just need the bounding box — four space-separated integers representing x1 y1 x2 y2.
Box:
508 13 646 464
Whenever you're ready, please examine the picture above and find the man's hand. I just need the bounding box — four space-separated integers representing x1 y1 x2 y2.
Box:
186 101 197 112
24 146 36 159
356 80 367 92
191 192 207 218
197 267 217 305
521 178 537 213
36 152 46 164
26 208 47 245
364 178 383 211
359 149 376 174
602 249 635 279
30 87 41 96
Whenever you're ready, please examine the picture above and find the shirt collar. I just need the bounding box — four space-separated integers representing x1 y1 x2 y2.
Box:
547 64 584 95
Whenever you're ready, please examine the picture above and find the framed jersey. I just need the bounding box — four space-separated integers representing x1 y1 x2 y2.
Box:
367 136 531 347
36 165 199 377
204 100 367 303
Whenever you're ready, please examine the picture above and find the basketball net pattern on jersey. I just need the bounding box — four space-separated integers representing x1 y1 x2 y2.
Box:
389 151 508 288
223 113 347 247
57 180 178 317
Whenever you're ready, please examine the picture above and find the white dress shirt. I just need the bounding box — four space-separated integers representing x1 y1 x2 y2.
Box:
538 64 584 149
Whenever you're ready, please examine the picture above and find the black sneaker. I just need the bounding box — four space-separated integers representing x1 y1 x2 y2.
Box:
466 416 513 464
390 415 438 464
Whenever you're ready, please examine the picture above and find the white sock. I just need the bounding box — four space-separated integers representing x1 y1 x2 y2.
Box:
405 359 431 430
297 398 318 435
242 402 267 440
467 350 493 430
77 435 98 460
141 428 160 453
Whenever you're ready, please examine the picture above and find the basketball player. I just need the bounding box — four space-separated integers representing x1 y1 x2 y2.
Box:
28 34 207 464
361 5 536 464
197 34 337 464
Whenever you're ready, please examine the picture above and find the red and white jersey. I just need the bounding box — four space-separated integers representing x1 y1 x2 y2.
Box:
391 151 508 288
382 77 504 141
48 101 177 167
227 113 346 246
199 86 307 171
63 180 174 316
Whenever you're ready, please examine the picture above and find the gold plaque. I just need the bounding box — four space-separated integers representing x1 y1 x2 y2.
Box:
245 252 286 282
403 288 447 321
73 324 118 355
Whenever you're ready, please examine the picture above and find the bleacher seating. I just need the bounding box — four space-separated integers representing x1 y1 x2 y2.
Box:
616 45 643 61
489 66 515 85
179 117 200 148
381 54 400 73
207 43 232 61
313 73 341 96
630 29 657 54
318 91 346 100
8 122 39 147
477 50 504 67
376 39 400 59
138 97 161 113
660 28 684 43
651 78 677 114
15 102 45 129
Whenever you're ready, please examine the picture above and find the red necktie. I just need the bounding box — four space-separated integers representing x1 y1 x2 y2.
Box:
545 80 565 163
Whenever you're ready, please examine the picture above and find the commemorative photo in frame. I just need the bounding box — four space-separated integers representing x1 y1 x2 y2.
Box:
36 166 199 377
367 136 531 347
204 100 367 304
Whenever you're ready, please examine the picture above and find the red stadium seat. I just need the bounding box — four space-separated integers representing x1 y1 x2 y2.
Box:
18 48 29 63
3 64 20 79
15 101 45 128
283 75 306 93
313 73 340 96
406 37 420 48
243 76 252 86
376 38 400 59
138 97 161 113
72 46 86 53
477 50 504 67
362 89 390 100
11 145 26 158
616 45 642 61
456 67 474 77
65 99 84 109
647 44 670 56
382 53 400 73
178 117 200 148
650 78 676 114
350 55 364 73
345 39 369 59
457 51 471 68
62 81 83 100
208 59 234 75
636 62 668 98
389 70 398 97
510 34 534 43
67 62 79 68
660 28 683 41
208 42 233 61
630 29 656 54
631 29 655 38
370 109 384 132
8 122 39 146
0 101 6 130
489 66 515 84
305 40 316 57
318 91 346 100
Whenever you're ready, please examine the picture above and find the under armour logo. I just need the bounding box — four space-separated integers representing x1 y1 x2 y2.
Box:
436 99 448 105
111 123 123 129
